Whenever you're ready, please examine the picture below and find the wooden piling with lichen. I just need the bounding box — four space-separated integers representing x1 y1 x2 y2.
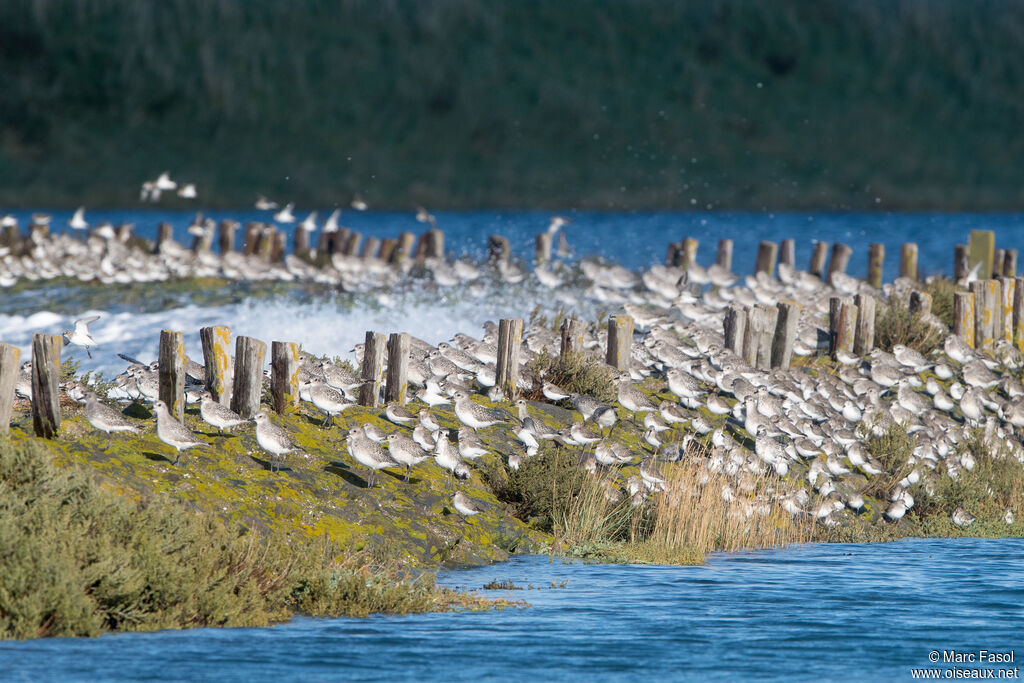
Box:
723 303 746 355
900 243 918 280
31 333 62 439
809 241 828 278
754 241 777 277
385 333 410 406
158 330 186 422
359 332 386 408
200 325 232 406
867 243 884 288
231 336 267 419
953 291 975 348
716 239 733 271
605 315 633 373
0 342 21 433
271 341 300 414
771 301 799 369
853 293 876 356
497 318 524 397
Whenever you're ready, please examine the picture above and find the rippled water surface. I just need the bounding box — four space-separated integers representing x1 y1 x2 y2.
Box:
3 538 1022 681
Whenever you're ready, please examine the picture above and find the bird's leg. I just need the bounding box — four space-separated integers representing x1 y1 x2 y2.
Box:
173 451 180 466
404 467 410 483
87 348 92 359
322 413 330 427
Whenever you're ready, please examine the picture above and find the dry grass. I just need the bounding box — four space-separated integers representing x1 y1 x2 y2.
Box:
873 298 944 354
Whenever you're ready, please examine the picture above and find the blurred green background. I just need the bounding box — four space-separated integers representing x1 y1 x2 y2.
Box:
2 0 1022 210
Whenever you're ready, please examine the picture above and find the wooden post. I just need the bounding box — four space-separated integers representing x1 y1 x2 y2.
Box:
343 232 363 257
270 231 287 263
218 220 237 254
968 230 995 281
970 280 1000 350
360 236 381 260
835 303 858 358
271 341 300 414
231 336 267 419
199 326 232 405
358 331 386 407
866 244 885 289
666 242 682 268
827 243 852 283
909 291 932 316
680 238 699 270
954 244 969 282
779 239 795 268
158 330 186 422
31 333 62 439
1004 250 1018 278
953 291 975 348
294 225 312 261
900 243 918 280
716 238 733 271
496 318 524 397
394 231 416 264
1000 277 1015 342
385 333 411 405
853 293 876 356
378 238 397 263
771 301 799 369
755 304 778 370
534 233 553 267
741 307 760 366
243 223 261 256
993 249 1006 278
424 229 445 259
605 315 633 372
0 343 21 433
560 318 586 356
828 297 854 359
488 235 510 265
754 241 778 277
1015 276 1024 351
723 304 746 355
154 222 173 255
809 241 829 278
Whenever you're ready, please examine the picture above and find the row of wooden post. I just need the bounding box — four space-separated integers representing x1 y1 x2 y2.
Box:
826 294 877 359
723 301 801 370
951 277 1024 351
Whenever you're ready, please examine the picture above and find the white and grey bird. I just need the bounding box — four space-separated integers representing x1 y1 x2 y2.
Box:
84 391 139 446
63 315 100 358
385 433 430 481
433 429 470 481
452 491 486 517
305 381 353 426
952 506 976 527
458 428 489 459
542 381 570 401
452 389 504 430
346 427 399 487
385 403 416 425
253 411 305 472
153 399 204 465
199 392 247 434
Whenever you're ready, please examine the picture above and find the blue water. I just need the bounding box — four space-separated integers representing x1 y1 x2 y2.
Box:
8 208 1024 280
3 538 1022 681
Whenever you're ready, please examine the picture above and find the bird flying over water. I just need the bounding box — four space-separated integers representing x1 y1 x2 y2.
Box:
255 195 278 210
68 207 88 231
350 194 368 211
177 183 197 199
63 315 100 358
274 202 296 223
415 205 437 228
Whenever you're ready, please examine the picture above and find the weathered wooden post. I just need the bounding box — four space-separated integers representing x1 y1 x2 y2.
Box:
754 304 779 369
970 280 1000 350
270 231 287 263
909 291 932 316
218 220 237 255
31 333 62 439
358 331 386 407
360 236 381 260
953 291 976 348
666 242 682 268
199 326 232 405
231 336 267 418
680 238 699 270
343 232 363 257
385 333 410 406
497 318 524 397
243 222 262 256
1004 250 1018 278
605 315 633 372
0 343 21 433
560 318 587 356
1000 277 1015 342
968 230 995 281
294 224 312 261
716 239 733 271
754 241 778 277
271 341 300 414
424 229 445 259
827 243 852 283
779 239 795 269
853 293 876 356
255 226 276 260
488 235 510 265
993 249 1006 278
900 243 918 281
866 244 885 289
723 304 746 355
1015 276 1024 351
158 330 186 422
378 238 397 264
954 244 969 282
743 307 773 368
394 231 416 264
154 222 173 255
828 297 853 359
771 301 799 369
809 241 829 279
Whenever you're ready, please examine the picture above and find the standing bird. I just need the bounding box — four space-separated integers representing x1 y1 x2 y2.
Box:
254 411 304 472
452 389 504 430
346 427 399 487
452 491 486 517
84 391 139 447
63 315 100 358
68 207 88 233
385 433 430 482
153 399 204 465
255 195 278 211
415 205 438 228
199 392 247 435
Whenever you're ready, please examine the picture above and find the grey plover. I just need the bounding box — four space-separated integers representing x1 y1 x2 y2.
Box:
569 393 604 421
385 433 430 481
305 381 354 426
451 389 504 430
433 429 470 482
384 403 416 425
254 411 305 472
452 491 486 517
617 374 657 421
412 423 437 451
62 315 100 358
346 427 399 487
153 399 204 465
84 391 139 447
542 381 570 401
458 428 489 459
418 408 441 432
952 507 976 527
362 422 389 444
199 391 247 434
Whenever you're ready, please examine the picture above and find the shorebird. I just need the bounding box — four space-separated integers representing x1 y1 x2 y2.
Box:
412 423 436 451
63 315 100 358
569 393 604 421
451 390 504 430
452 491 486 517
346 427 399 487
84 392 139 447
458 428 489 459
415 205 437 228
153 399 204 465
362 422 389 443
952 506 976 527
254 411 304 472
616 375 657 423
384 403 416 425
305 380 353 426
155 172 177 192
299 211 318 233
351 194 368 211
542 381 570 401
385 433 430 481
324 208 341 233
199 392 247 434
177 183 197 199
255 195 278 210
418 408 441 432
433 429 470 482
68 207 88 232
273 202 296 223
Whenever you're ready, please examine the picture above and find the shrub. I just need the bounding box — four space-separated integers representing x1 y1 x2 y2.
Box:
862 421 916 498
526 349 616 403
923 277 956 329
873 298 943 355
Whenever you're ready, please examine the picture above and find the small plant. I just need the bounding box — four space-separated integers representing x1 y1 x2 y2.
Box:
59 358 82 383
923 276 956 329
863 421 916 498
873 298 943 355
526 349 616 403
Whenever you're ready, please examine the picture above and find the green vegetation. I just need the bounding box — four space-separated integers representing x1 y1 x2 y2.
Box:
923 277 957 329
2 1 1023 209
862 421 915 498
873 298 943 355
0 437 506 640
527 350 617 403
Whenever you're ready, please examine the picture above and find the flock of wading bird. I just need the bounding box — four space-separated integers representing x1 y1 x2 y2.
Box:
5 200 1024 528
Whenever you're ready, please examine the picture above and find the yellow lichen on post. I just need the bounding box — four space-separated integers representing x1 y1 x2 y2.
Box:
953 291 975 348
200 325 233 406
1000 277 1015 342
271 341 301 414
